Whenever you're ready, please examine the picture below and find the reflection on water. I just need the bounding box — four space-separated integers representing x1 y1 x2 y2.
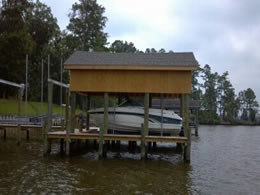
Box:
0 126 260 194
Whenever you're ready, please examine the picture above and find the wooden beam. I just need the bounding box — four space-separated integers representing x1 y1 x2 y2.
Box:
70 92 76 133
141 93 149 159
104 93 109 134
47 82 53 133
195 108 199 136
98 92 108 158
181 94 191 163
47 132 188 143
65 88 70 156
86 95 90 130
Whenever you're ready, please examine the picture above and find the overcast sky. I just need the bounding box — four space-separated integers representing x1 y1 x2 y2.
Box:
42 0 260 102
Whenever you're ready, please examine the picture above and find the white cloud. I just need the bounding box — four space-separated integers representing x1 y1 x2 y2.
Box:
40 0 260 102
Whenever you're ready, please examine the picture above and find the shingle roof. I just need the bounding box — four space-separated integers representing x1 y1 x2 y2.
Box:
64 51 198 67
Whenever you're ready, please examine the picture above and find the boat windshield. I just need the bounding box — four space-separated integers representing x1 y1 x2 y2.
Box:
149 115 182 124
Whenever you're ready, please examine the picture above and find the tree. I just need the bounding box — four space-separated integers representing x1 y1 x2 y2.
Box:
191 65 202 100
159 48 166 53
66 0 108 52
200 64 218 123
216 71 238 121
110 40 137 53
0 0 34 98
24 0 61 101
238 88 259 122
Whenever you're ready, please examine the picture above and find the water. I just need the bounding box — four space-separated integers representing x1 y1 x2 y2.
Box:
0 126 260 194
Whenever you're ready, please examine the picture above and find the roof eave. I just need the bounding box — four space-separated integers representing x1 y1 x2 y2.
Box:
64 64 198 71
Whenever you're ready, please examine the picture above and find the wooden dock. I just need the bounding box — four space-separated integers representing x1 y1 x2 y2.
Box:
47 131 188 143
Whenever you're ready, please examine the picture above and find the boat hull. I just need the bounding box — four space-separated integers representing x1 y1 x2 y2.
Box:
90 113 181 136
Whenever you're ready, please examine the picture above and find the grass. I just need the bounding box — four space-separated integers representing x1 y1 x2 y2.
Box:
0 98 66 116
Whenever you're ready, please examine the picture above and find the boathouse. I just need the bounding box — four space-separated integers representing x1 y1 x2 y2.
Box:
46 51 198 162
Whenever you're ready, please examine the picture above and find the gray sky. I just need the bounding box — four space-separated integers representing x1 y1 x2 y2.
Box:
42 0 260 102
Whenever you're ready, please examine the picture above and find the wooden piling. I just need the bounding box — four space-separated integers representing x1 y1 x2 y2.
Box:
86 95 90 130
70 92 76 133
99 92 108 158
181 94 191 163
65 88 70 156
141 93 149 159
195 108 199 136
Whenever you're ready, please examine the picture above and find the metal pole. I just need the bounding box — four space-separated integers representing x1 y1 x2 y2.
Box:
48 54 50 79
60 58 63 117
41 59 44 115
25 54 28 117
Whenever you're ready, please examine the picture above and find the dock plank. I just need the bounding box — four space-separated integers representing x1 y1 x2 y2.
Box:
47 131 187 144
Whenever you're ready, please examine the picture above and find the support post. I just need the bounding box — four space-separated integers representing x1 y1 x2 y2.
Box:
44 81 53 155
70 92 76 133
141 93 149 159
47 82 53 133
65 88 70 156
86 95 90 130
99 92 108 158
17 87 23 145
195 108 199 136
181 94 191 163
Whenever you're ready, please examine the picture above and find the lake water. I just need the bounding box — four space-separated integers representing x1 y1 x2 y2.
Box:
0 125 260 194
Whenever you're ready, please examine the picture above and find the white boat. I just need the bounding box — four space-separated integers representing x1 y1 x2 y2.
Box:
88 106 182 136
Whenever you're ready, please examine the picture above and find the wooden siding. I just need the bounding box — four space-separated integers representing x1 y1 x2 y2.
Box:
69 70 192 94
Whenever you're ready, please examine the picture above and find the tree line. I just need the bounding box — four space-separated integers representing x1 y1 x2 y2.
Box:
0 0 259 123
192 65 259 124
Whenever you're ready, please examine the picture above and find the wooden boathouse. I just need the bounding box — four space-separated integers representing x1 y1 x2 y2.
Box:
45 51 198 163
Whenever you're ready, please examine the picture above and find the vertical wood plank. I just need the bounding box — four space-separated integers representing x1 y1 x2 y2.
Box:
43 121 47 155
47 82 53 133
195 108 199 136
141 93 149 159
104 92 109 134
70 92 76 133
86 95 90 130
98 92 108 158
65 88 70 156
182 94 191 163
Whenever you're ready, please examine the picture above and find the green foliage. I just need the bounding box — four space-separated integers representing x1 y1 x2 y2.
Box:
238 88 259 122
110 40 137 53
66 0 108 52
